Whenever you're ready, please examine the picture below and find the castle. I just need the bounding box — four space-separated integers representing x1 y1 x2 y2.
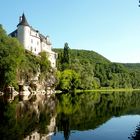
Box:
9 13 57 68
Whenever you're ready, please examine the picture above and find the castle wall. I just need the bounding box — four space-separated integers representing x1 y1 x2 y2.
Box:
17 25 25 47
30 30 41 54
18 25 30 51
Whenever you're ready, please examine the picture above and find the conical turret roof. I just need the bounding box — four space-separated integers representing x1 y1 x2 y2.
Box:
17 13 29 27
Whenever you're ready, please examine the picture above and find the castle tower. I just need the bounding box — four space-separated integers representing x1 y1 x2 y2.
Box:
17 13 30 51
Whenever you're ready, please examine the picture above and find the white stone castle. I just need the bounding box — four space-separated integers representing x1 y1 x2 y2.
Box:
10 13 57 68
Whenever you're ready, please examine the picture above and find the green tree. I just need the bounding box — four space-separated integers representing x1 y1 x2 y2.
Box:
0 25 25 90
58 70 80 91
39 51 51 73
63 42 70 64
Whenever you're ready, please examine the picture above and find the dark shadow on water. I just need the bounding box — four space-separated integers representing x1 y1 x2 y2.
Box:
129 123 140 140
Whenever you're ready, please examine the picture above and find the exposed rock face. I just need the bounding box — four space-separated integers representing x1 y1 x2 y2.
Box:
18 69 57 101
4 86 19 102
2 71 56 102
19 85 31 100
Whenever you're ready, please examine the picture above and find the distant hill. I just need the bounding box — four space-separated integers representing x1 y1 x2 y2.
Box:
123 63 140 72
53 48 110 64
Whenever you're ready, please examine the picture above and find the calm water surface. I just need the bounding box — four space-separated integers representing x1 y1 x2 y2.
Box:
0 91 140 140
52 115 140 140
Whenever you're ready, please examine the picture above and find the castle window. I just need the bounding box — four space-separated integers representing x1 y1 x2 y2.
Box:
31 47 33 52
31 39 33 43
37 41 39 45
35 48 36 51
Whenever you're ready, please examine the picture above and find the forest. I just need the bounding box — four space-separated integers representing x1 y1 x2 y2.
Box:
53 43 140 91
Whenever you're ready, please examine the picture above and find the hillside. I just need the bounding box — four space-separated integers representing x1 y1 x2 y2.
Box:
53 48 110 65
123 63 140 72
53 47 140 90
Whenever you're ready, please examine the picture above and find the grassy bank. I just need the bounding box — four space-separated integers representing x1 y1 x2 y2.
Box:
55 88 140 94
75 88 140 93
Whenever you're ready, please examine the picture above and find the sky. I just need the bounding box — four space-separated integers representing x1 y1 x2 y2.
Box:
0 0 140 63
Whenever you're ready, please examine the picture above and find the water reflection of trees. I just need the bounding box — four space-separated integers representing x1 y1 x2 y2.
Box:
56 91 140 140
1 91 140 140
0 96 57 140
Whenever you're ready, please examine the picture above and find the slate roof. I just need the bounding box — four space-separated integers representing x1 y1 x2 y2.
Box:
9 29 17 37
17 13 29 27
9 13 52 45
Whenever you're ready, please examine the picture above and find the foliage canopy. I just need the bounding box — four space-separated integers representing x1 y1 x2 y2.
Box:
54 46 140 90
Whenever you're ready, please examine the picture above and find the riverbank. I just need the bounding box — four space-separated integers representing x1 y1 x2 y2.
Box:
55 88 140 94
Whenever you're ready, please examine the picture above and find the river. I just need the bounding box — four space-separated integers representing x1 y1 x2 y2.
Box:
0 91 140 140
